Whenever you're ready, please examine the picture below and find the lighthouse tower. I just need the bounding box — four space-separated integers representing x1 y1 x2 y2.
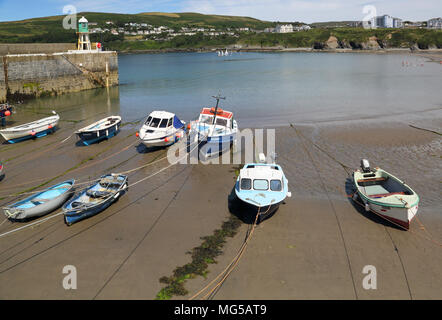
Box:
77 16 91 51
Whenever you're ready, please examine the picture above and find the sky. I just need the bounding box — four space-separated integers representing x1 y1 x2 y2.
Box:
0 0 440 23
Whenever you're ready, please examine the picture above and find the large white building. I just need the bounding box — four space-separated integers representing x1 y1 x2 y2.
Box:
275 24 294 33
427 18 442 29
371 15 403 28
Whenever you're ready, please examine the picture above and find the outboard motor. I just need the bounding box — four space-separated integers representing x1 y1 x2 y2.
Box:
360 159 371 173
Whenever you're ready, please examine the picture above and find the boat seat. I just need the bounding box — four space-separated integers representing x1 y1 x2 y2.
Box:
357 177 387 183
369 191 405 198
86 190 111 198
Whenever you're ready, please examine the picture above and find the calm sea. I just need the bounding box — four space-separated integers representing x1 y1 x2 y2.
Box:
16 52 442 128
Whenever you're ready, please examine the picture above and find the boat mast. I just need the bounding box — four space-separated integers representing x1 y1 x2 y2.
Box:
211 93 225 125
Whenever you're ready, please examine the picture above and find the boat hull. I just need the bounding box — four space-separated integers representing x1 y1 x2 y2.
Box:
0 117 59 143
355 192 418 229
140 130 184 148
76 120 121 145
63 175 127 226
234 194 281 222
4 180 74 220
197 133 236 158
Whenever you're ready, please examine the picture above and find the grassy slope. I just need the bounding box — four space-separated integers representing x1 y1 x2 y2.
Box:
0 12 274 43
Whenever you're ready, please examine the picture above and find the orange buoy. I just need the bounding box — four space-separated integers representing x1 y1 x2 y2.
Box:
135 132 139 137
4 110 11 116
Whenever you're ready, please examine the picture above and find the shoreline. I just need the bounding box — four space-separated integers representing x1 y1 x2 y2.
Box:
117 47 442 55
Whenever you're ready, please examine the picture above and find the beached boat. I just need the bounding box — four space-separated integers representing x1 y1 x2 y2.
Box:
188 95 238 159
235 153 291 222
353 159 419 230
0 161 4 178
3 180 75 220
76 115 121 145
137 111 185 148
63 173 128 226
0 111 59 143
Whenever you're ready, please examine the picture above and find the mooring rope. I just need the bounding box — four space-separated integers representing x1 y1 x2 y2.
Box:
0 129 211 239
189 204 273 300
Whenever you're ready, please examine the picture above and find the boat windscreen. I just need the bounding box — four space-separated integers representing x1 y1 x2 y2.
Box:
240 178 251 190
200 115 212 124
216 118 228 127
150 118 161 128
253 179 269 191
270 180 282 191
144 116 152 125
159 118 168 128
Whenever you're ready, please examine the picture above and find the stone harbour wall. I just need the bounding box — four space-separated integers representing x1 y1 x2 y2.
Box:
0 51 119 103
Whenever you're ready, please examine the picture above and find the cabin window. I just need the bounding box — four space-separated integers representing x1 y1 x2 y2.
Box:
145 116 152 126
150 117 161 128
200 115 212 124
167 118 173 127
270 180 282 191
216 118 227 127
240 178 251 190
159 119 168 128
253 179 269 191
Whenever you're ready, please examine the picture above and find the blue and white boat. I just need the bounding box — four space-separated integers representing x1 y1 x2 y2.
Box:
0 111 59 143
63 173 128 226
138 111 185 148
188 95 238 159
3 180 75 220
76 116 121 146
235 154 291 222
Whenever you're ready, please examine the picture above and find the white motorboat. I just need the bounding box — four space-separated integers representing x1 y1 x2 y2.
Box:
0 111 59 143
137 111 185 147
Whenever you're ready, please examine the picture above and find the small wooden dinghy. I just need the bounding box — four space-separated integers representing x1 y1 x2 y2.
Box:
63 173 128 225
138 111 185 147
3 180 75 220
0 111 59 143
235 153 291 222
76 115 121 145
353 159 419 230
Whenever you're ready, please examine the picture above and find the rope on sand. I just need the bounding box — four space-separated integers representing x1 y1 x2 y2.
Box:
189 205 272 300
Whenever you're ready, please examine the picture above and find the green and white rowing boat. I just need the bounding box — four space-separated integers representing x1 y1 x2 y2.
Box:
353 159 419 230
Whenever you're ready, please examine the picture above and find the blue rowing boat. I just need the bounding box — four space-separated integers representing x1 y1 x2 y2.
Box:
63 173 128 225
3 180 75 220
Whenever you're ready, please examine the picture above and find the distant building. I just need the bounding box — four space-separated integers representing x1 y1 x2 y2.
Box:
294 25 311 31
427 18 442 29
275 24 293 33
371 15 403 28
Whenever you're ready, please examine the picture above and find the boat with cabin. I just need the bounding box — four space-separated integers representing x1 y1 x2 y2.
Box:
3 180 75 220
188 94 238 159
76 115 121 145
235 153 291 222
0 111 59 143
352 159 419 230
137 111 185 148
63 173 128 225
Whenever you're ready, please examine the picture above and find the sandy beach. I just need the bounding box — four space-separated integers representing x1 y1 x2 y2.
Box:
0 108 440 300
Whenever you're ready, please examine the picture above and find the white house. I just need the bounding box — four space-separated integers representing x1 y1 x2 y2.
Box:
275 24 294 33
427 18 442 29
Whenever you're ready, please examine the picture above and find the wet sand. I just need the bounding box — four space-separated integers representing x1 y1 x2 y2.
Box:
0 109 441 299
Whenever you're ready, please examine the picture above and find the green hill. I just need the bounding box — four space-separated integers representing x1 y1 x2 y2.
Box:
0 12 274 43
